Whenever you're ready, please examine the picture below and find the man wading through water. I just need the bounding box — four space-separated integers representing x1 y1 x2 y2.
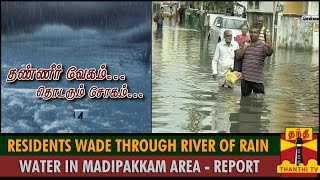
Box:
257 15 271 43
235 23 274 96
212 30 239 88
153 7 164 29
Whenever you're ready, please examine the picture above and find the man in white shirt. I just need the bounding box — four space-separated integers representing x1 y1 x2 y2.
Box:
212 30 239 88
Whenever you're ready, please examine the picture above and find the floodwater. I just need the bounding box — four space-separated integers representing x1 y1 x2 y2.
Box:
152 20 319 133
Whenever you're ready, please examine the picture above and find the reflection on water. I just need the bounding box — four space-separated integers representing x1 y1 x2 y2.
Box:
152 20 319 133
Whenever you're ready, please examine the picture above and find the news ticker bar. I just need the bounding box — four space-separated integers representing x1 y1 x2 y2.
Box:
0 156 279 177
0 135 279 155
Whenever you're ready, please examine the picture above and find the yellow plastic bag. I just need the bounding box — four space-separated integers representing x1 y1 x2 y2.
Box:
225 69 241 85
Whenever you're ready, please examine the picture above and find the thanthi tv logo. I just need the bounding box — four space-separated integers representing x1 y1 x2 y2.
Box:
277 128 320 177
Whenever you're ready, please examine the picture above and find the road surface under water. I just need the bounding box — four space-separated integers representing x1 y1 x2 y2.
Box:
152 20 319 133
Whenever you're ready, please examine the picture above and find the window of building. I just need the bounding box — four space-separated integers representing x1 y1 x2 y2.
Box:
248 1 260 10
254 1 260 9
248 1 254 9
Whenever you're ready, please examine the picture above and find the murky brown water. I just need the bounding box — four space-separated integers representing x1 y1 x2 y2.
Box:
152 20 319 133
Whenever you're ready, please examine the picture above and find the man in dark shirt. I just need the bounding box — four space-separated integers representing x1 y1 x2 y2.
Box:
178 6 185 23
235 23 274 96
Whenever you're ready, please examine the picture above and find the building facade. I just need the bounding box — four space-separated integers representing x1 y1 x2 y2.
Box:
276 1 319 51
246 1 318 51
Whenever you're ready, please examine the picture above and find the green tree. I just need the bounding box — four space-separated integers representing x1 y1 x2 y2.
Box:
204 1 236 12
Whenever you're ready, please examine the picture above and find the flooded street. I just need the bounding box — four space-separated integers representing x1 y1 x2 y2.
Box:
152 20 319 133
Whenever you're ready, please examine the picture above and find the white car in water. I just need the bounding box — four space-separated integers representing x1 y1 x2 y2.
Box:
208 16 249 43
206 13 223 27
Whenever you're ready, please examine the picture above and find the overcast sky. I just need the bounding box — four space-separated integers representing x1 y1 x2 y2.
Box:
1 2 151 43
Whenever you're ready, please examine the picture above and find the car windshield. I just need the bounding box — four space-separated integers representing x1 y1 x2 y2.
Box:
163 6 170 11
163 5 175 11
222 19 247 29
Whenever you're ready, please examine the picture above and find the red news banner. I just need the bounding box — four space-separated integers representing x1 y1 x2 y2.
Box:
0 135 281 177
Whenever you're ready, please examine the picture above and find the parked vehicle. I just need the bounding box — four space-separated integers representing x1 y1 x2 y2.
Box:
208 16 249 43
206 13 224 27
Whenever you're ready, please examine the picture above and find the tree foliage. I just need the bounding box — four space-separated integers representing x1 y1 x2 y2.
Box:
204 1 236 12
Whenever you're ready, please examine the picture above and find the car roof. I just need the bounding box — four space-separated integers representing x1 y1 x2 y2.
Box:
221 16 247 21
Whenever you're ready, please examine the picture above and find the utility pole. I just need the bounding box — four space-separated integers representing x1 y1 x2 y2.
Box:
272 1 276 45
272 1 279 46
200 1 203 11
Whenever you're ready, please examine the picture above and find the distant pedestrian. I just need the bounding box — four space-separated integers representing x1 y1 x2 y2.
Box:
226 8 234 16
257 15 271 43
242 9 247 18
178 6 185 23
212 30 239 88
234 24 250 72
153 7 164 29
169 6 173 19
235 23 274 96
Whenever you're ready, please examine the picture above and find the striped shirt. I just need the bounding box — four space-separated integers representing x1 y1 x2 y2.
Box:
259 26 270 43
242 41 269 83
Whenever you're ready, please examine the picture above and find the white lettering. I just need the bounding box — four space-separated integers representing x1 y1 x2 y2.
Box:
19 160 61 173
82 160 167 173
170 160 200 173
214 160 260 173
